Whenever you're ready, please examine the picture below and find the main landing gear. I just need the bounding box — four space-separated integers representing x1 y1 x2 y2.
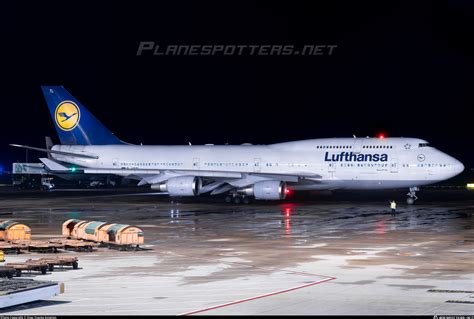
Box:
224 193 253 205
406 186 419 205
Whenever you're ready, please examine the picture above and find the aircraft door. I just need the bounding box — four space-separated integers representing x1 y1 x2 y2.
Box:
390 157 398 173
353 139 362 153
254 158 261 172
192 157 200 170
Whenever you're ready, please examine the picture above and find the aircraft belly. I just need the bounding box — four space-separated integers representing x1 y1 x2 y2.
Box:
291 179 440 190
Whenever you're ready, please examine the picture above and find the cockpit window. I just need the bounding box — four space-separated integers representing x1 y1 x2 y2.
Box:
418 143 430 148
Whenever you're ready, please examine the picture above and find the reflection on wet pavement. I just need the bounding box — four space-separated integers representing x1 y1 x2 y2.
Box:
1 195 472 283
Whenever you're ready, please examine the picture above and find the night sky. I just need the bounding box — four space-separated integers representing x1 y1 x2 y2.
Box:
1 1 473 177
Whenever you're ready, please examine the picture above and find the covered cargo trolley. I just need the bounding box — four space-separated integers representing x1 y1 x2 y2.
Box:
75 221 107 241
98 224 144 248
0 220 31 241
62 219 89 238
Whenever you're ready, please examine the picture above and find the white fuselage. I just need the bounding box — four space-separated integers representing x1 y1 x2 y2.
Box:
51 137 464 191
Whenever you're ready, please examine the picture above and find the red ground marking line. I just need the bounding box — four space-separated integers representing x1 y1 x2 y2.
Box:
179 276 336 316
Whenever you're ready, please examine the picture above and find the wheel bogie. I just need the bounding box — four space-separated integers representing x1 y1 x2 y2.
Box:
225 194 253 204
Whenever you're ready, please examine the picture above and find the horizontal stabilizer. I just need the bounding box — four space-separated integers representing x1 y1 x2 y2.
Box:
10 144 98 159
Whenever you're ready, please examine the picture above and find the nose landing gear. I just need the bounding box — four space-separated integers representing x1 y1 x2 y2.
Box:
407 186 419 204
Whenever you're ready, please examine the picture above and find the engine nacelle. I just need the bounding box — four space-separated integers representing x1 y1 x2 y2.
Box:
151 176 202 196
240 180 287 200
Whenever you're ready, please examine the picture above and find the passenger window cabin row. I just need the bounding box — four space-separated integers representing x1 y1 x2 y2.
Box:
316 145 394 149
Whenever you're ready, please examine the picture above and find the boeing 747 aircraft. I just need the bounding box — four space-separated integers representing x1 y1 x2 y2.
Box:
11 86 464 204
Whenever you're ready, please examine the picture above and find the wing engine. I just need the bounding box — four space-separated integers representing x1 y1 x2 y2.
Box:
238 180 287 200
150 176 202 196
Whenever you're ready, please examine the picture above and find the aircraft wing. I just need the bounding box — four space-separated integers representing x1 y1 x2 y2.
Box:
81 168 320 181
39 157 322 194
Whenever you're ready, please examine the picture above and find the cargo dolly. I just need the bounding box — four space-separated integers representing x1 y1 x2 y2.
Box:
0 242 21 254
9 240 60 253
36 256 79 271
48 238 99 252
28 241 63 253
14 240 63 253
0 266 16 278
5 260 49 276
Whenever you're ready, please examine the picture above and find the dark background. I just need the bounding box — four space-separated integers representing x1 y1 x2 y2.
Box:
1 1 473 180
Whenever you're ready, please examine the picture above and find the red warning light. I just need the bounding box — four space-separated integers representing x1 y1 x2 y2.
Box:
378 134 385 139
284 187 292 196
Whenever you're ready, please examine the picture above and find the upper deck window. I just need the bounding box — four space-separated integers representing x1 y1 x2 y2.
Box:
418 143 430 148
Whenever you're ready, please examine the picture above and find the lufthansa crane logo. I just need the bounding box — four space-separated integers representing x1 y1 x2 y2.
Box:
55 101 80 131
417 154 426 162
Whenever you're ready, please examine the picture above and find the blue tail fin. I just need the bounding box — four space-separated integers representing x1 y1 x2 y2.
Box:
41 86 125 145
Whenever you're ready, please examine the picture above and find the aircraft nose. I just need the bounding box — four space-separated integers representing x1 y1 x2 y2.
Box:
447 155 465 176
454 160 465 175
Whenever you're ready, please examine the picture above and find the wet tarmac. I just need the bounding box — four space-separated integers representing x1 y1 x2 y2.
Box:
0 189 473 315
